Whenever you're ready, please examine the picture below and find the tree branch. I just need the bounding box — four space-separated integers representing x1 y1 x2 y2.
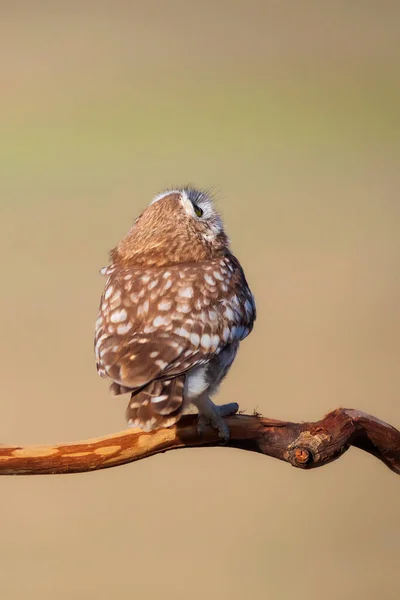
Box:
0 408 398 476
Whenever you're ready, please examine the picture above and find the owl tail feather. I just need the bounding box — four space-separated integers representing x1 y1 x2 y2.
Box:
125 376 185 432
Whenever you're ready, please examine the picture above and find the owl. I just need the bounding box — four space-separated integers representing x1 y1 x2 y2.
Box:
94 187 256 440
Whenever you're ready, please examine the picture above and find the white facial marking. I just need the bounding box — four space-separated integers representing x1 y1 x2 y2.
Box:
110 309 128 323
151 190 182 205
117 322 132 335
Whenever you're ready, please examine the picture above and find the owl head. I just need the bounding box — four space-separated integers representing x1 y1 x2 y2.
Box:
112 187 230 267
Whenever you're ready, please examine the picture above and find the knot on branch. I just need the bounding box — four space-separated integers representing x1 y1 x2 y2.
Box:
286 429 331 469
288 446 313 467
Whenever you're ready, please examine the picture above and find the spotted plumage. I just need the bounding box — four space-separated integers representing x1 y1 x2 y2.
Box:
95 187 256 438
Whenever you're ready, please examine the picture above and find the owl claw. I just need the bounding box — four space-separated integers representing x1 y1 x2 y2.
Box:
196 401 239 441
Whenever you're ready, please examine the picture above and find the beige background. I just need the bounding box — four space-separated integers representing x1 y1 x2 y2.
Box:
0 2 399 599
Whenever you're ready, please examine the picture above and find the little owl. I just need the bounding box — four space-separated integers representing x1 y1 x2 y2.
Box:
94 187 256 439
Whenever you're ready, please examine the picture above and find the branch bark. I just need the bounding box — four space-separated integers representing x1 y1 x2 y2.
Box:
0 408 399 476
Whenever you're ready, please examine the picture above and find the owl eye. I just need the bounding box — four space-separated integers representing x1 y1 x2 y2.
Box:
193 204 203 217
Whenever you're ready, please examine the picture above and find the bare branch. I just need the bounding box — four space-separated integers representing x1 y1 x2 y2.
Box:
0 408 398 476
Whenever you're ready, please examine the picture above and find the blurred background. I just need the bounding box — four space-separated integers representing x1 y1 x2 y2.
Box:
0 1 399 598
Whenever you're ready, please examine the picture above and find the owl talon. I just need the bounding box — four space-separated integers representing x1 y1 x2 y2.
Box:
196 401 239 441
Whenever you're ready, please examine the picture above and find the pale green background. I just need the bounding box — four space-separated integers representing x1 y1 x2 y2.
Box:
0 2 399 599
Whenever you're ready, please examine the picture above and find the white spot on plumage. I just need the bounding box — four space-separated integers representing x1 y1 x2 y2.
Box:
151 394 169 404
110 309 128 323
208 310 217 321
163 271 171 279
223 326 230 342
174 327 189 339
104 286 113 300
137 300 150 316
177 303 190 313
178 286 194 298
95 333 108 351
158 299 172 311
200 334 211 349
153 315 170 327
117 322 132 335
150 351 159 358
141 275 150 284
155 359 168 369
224 306 234 321
148 279 158 290
163 279 172 291
211 334 220 349
143 325 156 333
213 270 224 281
190 333 200 346
204 274 215 286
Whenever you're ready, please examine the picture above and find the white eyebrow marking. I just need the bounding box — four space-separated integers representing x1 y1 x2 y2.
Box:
151 190 182 204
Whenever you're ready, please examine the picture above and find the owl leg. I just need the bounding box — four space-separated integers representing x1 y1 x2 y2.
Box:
192 395 239 441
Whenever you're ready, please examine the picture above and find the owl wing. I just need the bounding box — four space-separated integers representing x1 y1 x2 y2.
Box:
95 256 255 394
